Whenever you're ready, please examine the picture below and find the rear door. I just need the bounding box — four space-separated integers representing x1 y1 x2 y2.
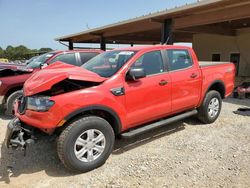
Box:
124 50 172 128
79 52 100 65
164 49 202 113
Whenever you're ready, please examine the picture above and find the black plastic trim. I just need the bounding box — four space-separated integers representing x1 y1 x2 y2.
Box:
122 109 198 138
206 80 226 98
64 105 122 134
110 87 125 96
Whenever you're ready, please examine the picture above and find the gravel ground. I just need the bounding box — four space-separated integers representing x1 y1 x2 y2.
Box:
0 98 250 188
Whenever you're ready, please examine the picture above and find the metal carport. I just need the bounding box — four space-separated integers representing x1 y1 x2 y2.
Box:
55 0 250 50
56 0 250 82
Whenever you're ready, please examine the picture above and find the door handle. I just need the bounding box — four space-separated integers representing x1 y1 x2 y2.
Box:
159 80 168 86
190 73 198 78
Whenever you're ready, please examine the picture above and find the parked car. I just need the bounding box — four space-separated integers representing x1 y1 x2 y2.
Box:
0 49 102 115
233 82 250 99
0 58 9 63
25 56 39 65
6 45 235 172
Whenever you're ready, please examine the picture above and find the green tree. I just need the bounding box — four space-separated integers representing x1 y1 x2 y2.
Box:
1 45 53 60
0 47 4 58
39 48 53 52
15 45 30 59
5 45 15 60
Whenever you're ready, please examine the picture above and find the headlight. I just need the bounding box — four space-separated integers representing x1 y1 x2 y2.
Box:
27 96 55 112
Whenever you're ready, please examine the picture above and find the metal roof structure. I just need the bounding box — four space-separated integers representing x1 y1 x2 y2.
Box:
55 0 250 48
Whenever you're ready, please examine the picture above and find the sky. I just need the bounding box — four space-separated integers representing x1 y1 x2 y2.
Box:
0 0 196 50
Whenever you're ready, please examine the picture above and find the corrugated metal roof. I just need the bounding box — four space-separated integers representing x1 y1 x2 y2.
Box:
55 0 224 41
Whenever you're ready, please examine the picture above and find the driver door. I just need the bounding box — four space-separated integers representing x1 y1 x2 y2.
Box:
124 50 172 129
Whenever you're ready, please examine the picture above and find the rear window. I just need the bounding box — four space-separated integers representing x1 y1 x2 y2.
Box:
166 50 193 71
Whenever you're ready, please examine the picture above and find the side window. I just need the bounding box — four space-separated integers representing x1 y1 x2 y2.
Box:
80 52 99 65
166 50 193 71
132 50 164 76
49 53 77 66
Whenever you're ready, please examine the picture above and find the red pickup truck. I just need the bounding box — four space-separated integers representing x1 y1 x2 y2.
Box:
5 45 235 172
0 49 102 115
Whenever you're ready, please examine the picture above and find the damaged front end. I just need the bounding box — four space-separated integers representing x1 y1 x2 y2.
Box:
5 118 35 150
0 67 33 77
39 78 101 96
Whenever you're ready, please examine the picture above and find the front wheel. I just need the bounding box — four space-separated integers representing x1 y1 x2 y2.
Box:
57 116 115 172
197 90 222 124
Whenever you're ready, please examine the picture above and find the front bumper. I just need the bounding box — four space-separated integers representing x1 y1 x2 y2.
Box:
14 97 63 130
5 118 34 149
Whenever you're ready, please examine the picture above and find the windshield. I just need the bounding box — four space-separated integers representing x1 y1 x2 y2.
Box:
25 56 38 65
26 52 56 69
82 50 136 77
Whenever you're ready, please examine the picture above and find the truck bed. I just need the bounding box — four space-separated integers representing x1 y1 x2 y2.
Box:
199 61 235 99
199 61 232 67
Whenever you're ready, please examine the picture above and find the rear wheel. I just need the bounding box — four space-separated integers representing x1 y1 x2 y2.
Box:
5 90 23 116
57 116 115 172
197 90 222 124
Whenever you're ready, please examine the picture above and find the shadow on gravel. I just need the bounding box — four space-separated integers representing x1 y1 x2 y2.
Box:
0 118 190 183
223 97 250 107
0 114 13 121
113 121 185 154
0 134 73 184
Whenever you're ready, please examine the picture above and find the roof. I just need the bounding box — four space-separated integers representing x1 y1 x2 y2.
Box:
110 45 192 51
51 49 103 54
56 0 250 44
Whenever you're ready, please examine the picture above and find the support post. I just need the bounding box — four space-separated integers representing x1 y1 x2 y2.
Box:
100 36 106 51
68 41 73 50
161 19 174 45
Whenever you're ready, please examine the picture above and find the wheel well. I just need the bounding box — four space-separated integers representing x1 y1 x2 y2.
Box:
4 86 23 102
208 81 225 98
60 109 121 135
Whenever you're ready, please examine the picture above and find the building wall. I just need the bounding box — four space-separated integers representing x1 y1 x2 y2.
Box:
193 28 250 81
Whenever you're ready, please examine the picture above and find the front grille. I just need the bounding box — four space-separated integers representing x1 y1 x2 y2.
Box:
18 96 27 114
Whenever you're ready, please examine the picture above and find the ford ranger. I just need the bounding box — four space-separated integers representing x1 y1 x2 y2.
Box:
5 45 235 172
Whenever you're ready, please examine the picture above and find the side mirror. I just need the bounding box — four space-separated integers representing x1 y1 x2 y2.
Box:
126 67 146 81
40 63 48 69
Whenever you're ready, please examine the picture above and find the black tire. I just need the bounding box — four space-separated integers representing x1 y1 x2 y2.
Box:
5 90 23 116
57 116 115 172
197 90 222 124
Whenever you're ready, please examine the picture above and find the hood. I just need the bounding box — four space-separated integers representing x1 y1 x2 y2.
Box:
0 62 31 72
24 61 106 96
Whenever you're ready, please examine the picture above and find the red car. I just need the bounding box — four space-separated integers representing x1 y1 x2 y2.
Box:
6 45 235 172
0 49 102 115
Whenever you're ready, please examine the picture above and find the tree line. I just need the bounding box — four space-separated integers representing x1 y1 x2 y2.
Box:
0 45 53 60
